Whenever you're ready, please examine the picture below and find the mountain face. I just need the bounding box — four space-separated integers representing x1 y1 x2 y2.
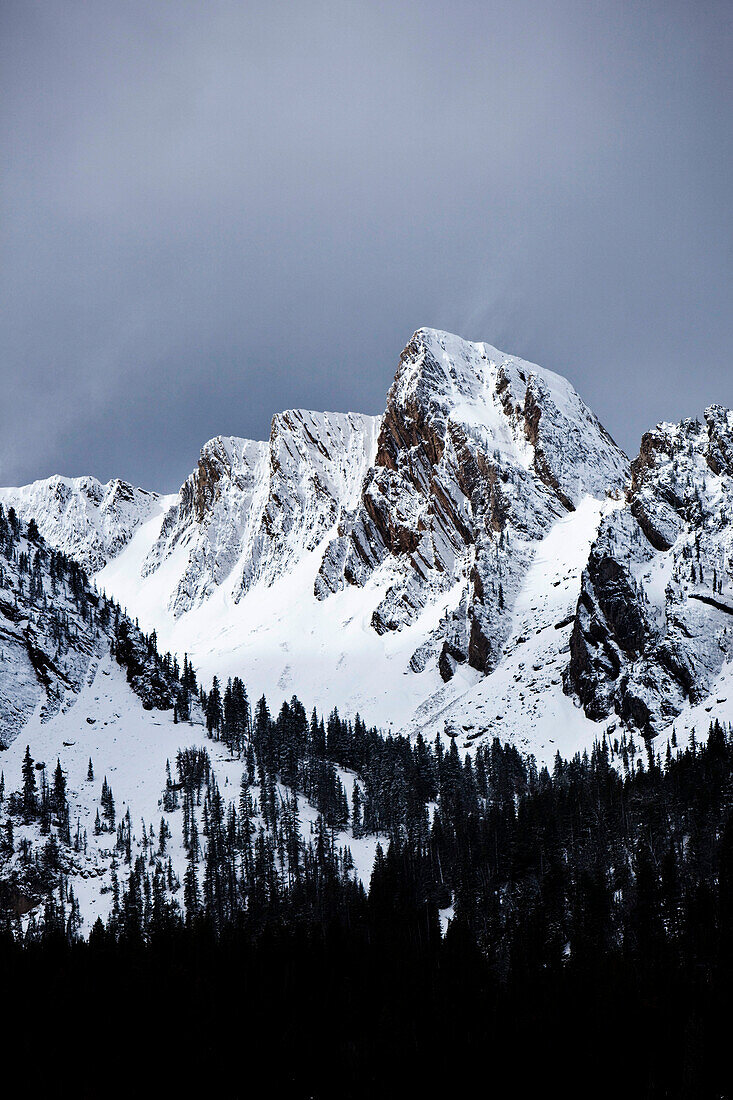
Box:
140 435 270 617
0 475 161 574
566 405 733 735
0 504 183 748
315 329 628 681
0 513 102 746
3 328 732 760
0 500 378 930
140 410 381 618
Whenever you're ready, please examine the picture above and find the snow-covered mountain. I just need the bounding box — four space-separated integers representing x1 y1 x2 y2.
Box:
70 329 628 754
316 328 628 679
0 505 184 748
140 409 381 618
4 328 733 764
0 475 162 573
5 326 733 939
566 405 733 736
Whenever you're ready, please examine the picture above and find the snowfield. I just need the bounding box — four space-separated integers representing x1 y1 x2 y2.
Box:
96 492 621 761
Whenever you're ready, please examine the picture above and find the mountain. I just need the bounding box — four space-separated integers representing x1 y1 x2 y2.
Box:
3 328 733 763
0 502 185 748
2 329 732 1097
67 329 630 757
316 328 628 678
566 404 733 736
0 474 163 573
140 409 381 618
0 502 379 928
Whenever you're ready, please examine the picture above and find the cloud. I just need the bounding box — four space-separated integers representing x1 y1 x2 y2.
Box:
1 0 731 489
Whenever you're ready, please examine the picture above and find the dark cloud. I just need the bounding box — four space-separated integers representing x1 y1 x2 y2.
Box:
2 0 731 490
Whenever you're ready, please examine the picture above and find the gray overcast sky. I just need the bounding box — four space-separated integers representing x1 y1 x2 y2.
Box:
1 0 731 492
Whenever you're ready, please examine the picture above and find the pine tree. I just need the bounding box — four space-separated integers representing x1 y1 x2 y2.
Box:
101 777 115 829
207 676 222 737
52 759 67 823
21 745 37 820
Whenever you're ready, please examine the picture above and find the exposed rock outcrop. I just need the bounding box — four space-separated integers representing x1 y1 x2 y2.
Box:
566 408 733 735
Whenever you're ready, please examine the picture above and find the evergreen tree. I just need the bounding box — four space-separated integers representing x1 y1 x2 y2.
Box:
21 745 37 820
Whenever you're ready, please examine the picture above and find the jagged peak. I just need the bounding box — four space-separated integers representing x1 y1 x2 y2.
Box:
269 409 381 467
0 471 157 503
637 405 733 443
631 405 733 476
705 402 733 422
198 432 253 455
396 327 584 407
192 434 266 472
272 407 378 427
0 472 162 574
191 413 381 478
384 327 629 508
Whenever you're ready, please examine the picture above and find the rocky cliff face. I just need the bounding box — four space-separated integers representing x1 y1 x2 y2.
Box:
0 475 161 573
316 329 629 680
0 563 101 747
140 435 270 615
141 410 381 617
566 406 733 734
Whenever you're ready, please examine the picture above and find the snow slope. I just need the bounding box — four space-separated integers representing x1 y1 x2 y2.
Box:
96 492 625 765
98 518 463 734
401 494 625 760
1 657 381 931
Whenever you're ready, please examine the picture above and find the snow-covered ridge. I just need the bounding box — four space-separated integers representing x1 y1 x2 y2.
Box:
140 409 382 617
84 329 634 757
0 475 162 574
10 327 733 756
1 329 633 752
